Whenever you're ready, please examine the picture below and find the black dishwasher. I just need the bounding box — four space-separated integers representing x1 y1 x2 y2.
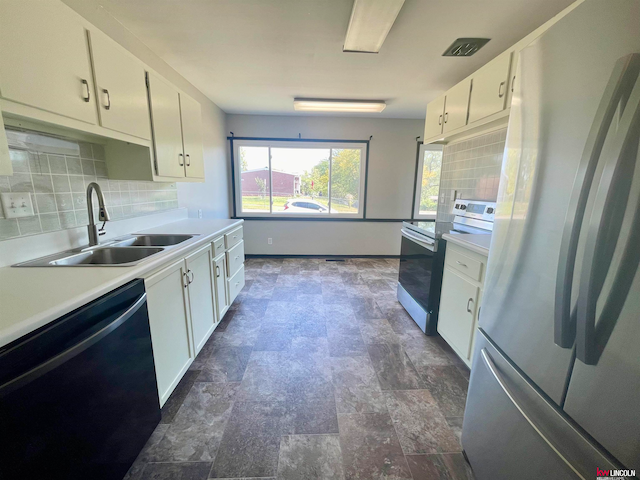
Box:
0 279 160 480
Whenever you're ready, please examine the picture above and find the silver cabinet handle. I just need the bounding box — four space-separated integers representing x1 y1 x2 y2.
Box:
456 260 468 268
216 265 221 278
438 114 443 126
185 154 191 166
444 112 449 123
179 153 184 166
183 272 189 288
466 298 474 313
188 270 194 284
102 89 111 110
498 81 506 98
235 255 240 260
81 79 90 102
511 75 516 93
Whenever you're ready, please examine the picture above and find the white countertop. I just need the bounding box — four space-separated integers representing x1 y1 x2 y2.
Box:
0 218 243 348
442 233 492 256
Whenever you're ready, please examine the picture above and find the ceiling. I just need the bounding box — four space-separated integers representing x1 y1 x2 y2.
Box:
89 0 574 119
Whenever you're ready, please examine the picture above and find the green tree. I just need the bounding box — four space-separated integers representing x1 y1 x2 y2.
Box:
301 159 329 198
255 177 267 198
330 149 360 206
240 148 249 172
420 150 442 213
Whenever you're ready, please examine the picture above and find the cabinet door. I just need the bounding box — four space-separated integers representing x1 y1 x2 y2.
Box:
214 254 230 320
89 31 151 140
147 73 185 178
185 245 216 355
179 93 205 179
0 0 97 124
443 79 471 133
145 259 193 406
424 94 445 140
468 51 512 124
437 267 479 361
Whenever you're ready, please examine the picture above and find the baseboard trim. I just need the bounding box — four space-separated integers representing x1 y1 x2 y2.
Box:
245 254 400 259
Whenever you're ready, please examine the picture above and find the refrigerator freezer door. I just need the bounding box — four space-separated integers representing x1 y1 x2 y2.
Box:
463 331 619 480
480 0 640 404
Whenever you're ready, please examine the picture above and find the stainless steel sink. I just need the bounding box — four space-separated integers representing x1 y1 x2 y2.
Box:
15 247 164 267
110 234 196 247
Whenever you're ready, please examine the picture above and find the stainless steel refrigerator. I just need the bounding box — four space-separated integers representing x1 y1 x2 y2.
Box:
462 1 640 478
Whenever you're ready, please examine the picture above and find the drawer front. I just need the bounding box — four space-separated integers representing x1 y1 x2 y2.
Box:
226 240 245 277
446 247 483 281
212 236 225 257
225 227 243 249
227 265 245 304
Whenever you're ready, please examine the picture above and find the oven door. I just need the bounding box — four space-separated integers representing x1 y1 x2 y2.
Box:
398 228 437 312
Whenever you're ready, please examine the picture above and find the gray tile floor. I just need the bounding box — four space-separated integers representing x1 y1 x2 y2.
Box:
125 257 474 480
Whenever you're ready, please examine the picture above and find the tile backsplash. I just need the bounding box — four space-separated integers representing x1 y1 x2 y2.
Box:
0 130 179 241
436 128 507 222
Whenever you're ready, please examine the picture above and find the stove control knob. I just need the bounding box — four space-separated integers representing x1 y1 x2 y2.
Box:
487 208 494 214
461 205 467 210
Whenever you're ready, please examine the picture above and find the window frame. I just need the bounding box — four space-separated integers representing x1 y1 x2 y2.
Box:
413 143 443 220
232 139 368 219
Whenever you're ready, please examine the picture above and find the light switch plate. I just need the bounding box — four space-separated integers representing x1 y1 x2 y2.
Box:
1 192 35 218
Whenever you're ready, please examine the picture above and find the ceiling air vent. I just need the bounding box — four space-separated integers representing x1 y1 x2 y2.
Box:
442 38 490 57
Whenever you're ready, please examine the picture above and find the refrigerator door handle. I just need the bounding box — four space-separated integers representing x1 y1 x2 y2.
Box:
554 53 640 349
479 348 584 478
576 69 640 365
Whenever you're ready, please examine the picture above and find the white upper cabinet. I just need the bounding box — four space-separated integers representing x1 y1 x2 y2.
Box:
147 73 185 179
180 93 205 179
443 79 471 133
424 94 446 140
89 31 151 140
468 51 513 124
0 0 97 124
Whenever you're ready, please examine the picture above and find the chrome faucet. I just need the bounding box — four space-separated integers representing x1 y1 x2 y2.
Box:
86 182 111 246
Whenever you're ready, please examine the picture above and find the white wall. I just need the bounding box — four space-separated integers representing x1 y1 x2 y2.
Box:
226 114 424 255
62 0 232 219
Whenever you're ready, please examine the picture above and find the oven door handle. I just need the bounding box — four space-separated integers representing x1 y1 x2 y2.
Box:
401 228 436 252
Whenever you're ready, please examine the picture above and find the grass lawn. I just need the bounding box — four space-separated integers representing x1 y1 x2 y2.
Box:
241 196 357 214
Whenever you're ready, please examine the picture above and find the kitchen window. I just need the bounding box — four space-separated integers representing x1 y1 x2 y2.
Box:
413 143 443 219
232 139 367 218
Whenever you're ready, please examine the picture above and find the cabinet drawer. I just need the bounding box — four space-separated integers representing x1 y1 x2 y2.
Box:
227 265 245 304
226 240 244 277
212 236 225 257
225 227 243 249
446 247 483 281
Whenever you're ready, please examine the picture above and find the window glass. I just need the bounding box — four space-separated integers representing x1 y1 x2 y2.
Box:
271 148 330 214
239 146 270 213
418 147 442 217
330 148 361 214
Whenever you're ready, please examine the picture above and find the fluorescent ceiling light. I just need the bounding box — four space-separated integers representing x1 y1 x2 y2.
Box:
343 0 405 53
293 99 386 113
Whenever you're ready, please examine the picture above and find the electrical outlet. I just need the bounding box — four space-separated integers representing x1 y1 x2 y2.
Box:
268 238 272 245
198 209 203 218
1 192 35 218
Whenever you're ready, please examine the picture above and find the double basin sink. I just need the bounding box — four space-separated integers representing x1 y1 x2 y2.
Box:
15 234 197 267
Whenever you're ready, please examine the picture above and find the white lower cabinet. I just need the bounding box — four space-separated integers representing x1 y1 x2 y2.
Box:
213 253 230 320
437 243 487 367
145 259 193 407
145 226 244 404
185 245 216 355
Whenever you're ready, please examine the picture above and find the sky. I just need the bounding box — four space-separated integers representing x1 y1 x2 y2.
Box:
240 147 329 175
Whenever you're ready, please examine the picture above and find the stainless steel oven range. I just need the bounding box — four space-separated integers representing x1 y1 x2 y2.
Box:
397 199 495 335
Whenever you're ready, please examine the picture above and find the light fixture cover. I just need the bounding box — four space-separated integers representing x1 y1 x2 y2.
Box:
343 0 406 53
293 98 386 113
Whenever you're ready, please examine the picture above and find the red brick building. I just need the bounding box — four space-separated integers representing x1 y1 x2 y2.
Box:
241 168 300 197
